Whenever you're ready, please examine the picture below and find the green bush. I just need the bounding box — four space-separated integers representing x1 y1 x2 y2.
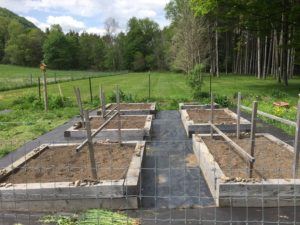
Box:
214 95 231 107
271 89 288 98
187 64 205 100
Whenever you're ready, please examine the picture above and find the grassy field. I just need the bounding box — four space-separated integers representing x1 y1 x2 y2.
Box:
0 64 127 91
0 64 299 157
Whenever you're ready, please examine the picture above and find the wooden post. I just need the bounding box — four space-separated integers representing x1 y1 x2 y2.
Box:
249 101 258 178
237 92 241 139
83 110 97 180
293 100 300 178
99 85 106 118
54 72 57 83
210 92 214 138
74 87 84 125
58 84 64 105
148 71 151 100
117 85 122 145
89 77 93 103
38 77 41 100
30 74 33 85
42 70 48 112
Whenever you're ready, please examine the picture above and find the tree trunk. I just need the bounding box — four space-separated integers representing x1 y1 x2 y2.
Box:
215 20 219 77
257 36 261 79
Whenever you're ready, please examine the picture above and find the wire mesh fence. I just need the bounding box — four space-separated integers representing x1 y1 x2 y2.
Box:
0 110 300 225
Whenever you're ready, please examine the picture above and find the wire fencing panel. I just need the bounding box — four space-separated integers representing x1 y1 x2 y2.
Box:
0 114 299 225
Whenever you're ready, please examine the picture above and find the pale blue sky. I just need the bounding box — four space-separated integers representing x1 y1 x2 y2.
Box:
0 0 171 35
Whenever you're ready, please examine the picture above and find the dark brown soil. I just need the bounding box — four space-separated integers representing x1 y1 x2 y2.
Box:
1 143 135 183
202 135 295 179
107 103 152 110
78 116 147 130
187 109 236 124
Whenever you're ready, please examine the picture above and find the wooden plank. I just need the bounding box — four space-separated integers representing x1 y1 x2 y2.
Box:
249 101 258 178
237 92 241 138
0 145 49 180
210 124 255 164
103 105 118 118
293 100 300 178
241 105 296 127
76 112 118 152
83 110 97 179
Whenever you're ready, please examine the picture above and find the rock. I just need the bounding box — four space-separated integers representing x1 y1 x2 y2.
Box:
0 183 6 187
74 180 81 187
5 183 13 188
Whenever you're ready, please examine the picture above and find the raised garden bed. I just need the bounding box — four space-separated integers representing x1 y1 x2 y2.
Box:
192 133 300 207
180 108 250 137
97 103 156 116
179 102 219 110
0 141 145 212
64 115 153 141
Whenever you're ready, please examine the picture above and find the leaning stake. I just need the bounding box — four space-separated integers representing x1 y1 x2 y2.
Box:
249 101 258 178
84 110 97 180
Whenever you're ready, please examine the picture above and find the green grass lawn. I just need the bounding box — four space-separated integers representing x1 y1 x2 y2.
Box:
0 64 127 91
0 65 299 157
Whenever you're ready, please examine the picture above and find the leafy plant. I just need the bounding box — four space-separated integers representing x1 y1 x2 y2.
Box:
40 210 139 225
214 95 231 107
187 64 205 100
270 89 288 99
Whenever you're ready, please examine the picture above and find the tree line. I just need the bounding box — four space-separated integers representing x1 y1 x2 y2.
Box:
0 16 170 71
166 0 300 86
0 1 299 86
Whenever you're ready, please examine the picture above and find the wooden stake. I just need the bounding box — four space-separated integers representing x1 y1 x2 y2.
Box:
89 77 93 103
237 92 241 139
83 110 97 180
211 124 255 164
74 87 84 125
249 101 258 178
38 77 41 100
293 100 300 178
58 84 64 103
42 70 48 112
117 85 122 145
99 85 106 118
210 92 214 138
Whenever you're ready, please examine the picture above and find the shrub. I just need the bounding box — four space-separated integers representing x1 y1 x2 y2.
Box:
187 64 205 100
214 95 231 107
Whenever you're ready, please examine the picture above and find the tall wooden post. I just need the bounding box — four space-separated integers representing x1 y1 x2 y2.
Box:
89 77 93 103
99 85 106 118
38 77 41 100
237 92 241 139
74 87 84 126
210 92 214 138
84 110 97 180
148 71 151 100
293 99 300 178
117 85 122 145
249 101 258 178
40 63 48 112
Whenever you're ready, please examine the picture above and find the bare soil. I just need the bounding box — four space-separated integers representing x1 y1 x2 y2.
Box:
187 109 236 124
1 143 135 183
78 116 147 130
107 103 152 110
202 135 295 179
